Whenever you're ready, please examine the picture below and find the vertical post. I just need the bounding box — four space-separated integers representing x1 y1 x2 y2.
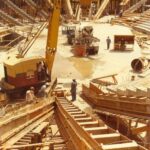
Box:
145 120 150 149
127 119 132 136
116 116 120 130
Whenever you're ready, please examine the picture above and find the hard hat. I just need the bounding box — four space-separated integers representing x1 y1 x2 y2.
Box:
30 86 35 90
45 82 50 86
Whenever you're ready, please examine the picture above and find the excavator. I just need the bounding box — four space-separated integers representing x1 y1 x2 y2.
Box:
0 0 61 98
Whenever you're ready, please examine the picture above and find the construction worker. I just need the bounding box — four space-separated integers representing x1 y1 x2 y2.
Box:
37 61 45 80
26 86 36 103
70 79 77 101
106 36 111 50
120 38 126 50
38 83 49 98
119 9 123 17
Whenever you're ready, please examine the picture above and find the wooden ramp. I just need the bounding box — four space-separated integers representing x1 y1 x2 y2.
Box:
55 95 147 150
94 0 110 19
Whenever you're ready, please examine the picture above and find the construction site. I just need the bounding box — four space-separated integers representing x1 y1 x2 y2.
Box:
0 0 150 149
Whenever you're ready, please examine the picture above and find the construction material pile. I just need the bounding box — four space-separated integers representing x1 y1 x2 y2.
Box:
74 26 100 56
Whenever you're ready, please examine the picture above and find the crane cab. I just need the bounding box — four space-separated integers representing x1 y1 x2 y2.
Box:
1 56 47 92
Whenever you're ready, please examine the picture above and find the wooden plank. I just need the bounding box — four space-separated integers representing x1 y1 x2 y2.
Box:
90 83 102 94
101 141 138 150
78 121 99 127
84 126 109 134
132 126 148 134
32 122 49 134
91 133 120 144
74 117 92 122
69 111 83 115
71 113 87 118
1 141 65 149
66 109 80 112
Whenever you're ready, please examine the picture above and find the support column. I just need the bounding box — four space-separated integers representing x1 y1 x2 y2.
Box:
145 120 150 149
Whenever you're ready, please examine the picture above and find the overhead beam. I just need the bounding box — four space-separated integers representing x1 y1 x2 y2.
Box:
94 0 110 19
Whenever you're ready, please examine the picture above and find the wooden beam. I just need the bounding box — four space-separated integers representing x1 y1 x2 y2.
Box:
1 141 65 149
101 141 138 150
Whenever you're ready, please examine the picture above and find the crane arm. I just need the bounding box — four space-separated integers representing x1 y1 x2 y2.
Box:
46 0 61 80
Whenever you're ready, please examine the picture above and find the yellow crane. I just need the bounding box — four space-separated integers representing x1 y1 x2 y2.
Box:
0 0 61 98
46 0 61 80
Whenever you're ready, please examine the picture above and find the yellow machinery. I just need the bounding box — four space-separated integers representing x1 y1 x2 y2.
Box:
1 0 61 96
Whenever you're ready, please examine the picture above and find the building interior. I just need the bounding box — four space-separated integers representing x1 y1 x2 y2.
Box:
0 0 150 150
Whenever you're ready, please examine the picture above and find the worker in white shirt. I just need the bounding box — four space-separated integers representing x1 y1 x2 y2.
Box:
26 87 36 102
38 83 49 98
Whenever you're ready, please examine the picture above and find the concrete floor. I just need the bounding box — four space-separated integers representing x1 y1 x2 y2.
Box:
53 21 141 83
0 19 142 82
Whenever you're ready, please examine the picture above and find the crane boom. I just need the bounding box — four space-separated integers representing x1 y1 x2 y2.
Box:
46 0 61 80
0 0 61 98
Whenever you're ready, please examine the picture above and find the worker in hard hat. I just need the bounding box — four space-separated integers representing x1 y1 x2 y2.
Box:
70 79 77 101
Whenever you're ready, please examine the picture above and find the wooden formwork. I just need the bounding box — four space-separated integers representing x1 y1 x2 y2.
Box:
54 95 147 150
82 83 150 120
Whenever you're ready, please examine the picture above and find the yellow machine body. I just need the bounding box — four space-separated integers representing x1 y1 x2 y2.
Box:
46 0 61 77
1 0 61 91
2 56 45 89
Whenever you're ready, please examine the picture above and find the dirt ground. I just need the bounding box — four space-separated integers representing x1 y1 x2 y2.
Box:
53 21 141 83
0 19 142 81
